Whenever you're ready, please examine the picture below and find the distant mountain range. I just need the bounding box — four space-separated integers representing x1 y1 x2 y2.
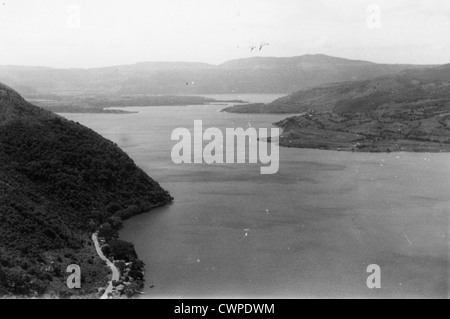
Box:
0 55 430 96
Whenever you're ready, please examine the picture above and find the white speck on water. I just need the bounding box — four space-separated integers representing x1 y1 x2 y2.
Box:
403 233 413 246
240 229 250 241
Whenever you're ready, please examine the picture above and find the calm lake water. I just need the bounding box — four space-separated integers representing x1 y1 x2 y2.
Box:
61 94 449 299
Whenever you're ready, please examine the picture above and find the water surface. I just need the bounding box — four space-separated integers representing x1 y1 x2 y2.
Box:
61 94 450 298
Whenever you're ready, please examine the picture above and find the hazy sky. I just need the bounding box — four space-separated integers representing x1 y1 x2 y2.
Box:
0 0 449 68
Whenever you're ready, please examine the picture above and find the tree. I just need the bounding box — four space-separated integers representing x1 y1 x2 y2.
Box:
107 240 137 262
98 223 118 241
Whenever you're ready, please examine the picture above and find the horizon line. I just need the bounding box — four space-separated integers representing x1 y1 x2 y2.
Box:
0 53 442 70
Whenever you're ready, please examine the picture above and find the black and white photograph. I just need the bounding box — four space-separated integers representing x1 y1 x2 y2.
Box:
0 0 449 303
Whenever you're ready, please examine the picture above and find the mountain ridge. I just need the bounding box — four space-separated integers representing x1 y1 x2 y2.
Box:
0 83 56 123
1 54 434 70
0 54 432 95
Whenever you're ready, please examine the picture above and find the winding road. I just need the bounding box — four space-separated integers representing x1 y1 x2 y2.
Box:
92 233 120 299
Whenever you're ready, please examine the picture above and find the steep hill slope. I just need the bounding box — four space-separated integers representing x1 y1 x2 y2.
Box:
0 83 173 297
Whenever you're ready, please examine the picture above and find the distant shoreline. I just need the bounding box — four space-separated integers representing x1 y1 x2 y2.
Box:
27 94 248 114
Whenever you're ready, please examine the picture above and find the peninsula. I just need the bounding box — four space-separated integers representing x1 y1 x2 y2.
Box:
225 64 450 152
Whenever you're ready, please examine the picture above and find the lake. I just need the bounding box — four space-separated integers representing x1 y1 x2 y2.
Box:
61 94 449 298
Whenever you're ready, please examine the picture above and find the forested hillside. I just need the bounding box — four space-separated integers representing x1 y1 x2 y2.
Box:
0 83 172 297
